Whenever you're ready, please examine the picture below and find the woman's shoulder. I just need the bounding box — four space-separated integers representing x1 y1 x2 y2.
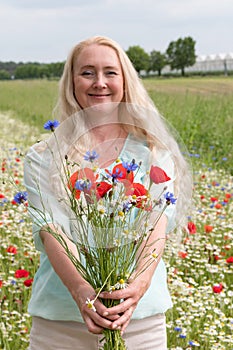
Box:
26 139 50 156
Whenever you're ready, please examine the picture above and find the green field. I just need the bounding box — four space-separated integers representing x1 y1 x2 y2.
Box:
0 77 232 172
0 77 232 349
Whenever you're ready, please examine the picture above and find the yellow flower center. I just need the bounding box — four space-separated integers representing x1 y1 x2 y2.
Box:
118 211 124 217
119 279 125 284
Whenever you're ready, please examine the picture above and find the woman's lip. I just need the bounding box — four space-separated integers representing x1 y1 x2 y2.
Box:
88 94 111 97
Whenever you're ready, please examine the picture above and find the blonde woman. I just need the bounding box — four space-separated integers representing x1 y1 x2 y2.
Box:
25 36 192 350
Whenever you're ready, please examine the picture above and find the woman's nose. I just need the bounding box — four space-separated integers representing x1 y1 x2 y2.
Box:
93 73 107 88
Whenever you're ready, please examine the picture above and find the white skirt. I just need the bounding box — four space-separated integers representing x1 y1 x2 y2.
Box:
28 314 167 350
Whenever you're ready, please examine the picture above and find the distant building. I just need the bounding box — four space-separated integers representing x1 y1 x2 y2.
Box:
186 53 233 74
162 53 233 75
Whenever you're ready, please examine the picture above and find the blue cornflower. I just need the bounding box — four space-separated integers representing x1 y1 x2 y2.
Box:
122 159 138 172
14 191 28 204
75 179 92 191
179 334 186 339
174 326 182 332
189 340 198 347
106 168 123 183
123 201 132 212
43 120 60 131
83 150 99 162
222 157 227 161
164 192 177 205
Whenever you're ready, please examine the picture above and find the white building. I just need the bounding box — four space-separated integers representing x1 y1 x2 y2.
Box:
186 53 233 73
162 53 233 74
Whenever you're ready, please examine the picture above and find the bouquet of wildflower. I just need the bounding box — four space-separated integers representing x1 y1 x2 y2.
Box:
22 120 177 350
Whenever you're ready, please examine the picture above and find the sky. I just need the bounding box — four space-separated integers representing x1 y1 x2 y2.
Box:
0 0 233 63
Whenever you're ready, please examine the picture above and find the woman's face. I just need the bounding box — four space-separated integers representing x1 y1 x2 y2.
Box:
73 44 124 109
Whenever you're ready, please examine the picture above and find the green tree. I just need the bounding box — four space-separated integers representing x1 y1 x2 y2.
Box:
166 36 196 76
149 50 167 76
0 69 11 80
125 45 150 73
47 62 65 78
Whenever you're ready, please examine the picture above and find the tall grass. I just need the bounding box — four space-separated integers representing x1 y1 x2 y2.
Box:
0 80 58 126
0 77 232 173
144 77 233 173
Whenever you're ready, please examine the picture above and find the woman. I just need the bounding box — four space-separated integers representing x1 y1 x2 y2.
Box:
24 36 192 349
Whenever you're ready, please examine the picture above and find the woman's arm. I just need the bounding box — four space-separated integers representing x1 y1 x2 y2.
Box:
40 226 119 334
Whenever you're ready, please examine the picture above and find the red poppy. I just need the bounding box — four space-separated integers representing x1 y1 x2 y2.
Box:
6 246 17 254
210 197 218 202
225 193 231 199
187 221 196 234
125 182 148 208
14 269 30 278
204 225 213 233
215 203 222 209
149 166 171 184
213 255 220 261
0 193 5 199
0 280 3 288
226 256 233 264
96 182 113 198
200 195 205 200
24 278 33 287
130 183 147 197
178 251 188 259
212 283 223 293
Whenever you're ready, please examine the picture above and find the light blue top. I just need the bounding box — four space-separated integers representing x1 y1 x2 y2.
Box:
24 134 175 322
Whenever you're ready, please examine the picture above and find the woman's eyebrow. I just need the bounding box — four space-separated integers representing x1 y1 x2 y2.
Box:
80 65 119 70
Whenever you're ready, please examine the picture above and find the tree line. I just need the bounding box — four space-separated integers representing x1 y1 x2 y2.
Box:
0 36 196 80
0 61 64 80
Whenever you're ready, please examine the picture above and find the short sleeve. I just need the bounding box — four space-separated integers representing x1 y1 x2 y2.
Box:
24 145 70 253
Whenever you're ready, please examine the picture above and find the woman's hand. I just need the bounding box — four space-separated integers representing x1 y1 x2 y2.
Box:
73 281 121 334
99 277 150 334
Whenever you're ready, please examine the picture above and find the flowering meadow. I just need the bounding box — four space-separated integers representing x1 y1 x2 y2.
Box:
0 78 233 349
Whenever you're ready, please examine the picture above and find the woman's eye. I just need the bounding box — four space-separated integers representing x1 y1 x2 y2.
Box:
106 71 117 76
81 71 94 76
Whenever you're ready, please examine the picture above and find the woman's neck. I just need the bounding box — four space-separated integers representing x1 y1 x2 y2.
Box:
91 124 124 144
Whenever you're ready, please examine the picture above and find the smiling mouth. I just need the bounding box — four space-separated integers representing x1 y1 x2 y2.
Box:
88 94 111 97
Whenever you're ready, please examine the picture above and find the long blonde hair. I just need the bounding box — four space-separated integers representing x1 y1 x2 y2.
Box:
52 35 192 227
